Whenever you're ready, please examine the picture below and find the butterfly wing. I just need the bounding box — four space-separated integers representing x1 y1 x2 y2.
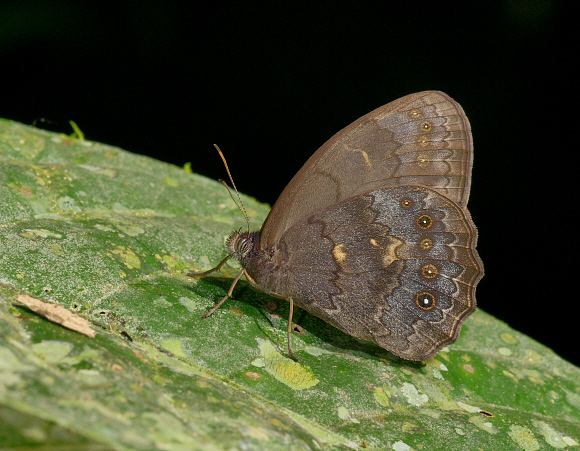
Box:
260 91 474 248
273 186 482 360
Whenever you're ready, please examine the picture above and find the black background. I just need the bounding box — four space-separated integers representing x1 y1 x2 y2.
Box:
2 2 576 366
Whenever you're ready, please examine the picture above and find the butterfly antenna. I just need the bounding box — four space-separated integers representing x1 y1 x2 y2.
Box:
214 144 251 234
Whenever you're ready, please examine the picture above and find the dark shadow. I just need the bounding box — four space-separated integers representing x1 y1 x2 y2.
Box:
187 276 424 368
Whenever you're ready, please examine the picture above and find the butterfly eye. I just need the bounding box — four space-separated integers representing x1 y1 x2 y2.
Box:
239 238 251 254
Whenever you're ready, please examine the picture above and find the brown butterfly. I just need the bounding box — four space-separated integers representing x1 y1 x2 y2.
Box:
190 91 483 361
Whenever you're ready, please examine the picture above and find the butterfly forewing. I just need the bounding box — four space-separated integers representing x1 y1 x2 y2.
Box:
260 91 474 248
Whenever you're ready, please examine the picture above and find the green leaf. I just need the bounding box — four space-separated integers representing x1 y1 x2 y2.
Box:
1 118 579 450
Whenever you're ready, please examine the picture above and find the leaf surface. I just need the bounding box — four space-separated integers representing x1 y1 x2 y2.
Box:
1 119 579 450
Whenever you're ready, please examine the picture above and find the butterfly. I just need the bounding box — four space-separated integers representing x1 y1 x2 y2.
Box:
190 91 483 361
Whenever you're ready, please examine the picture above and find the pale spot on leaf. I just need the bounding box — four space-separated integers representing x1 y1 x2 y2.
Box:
153 296 172 308
116 225 145 236
456 401 480 413
500 332 518 344
256 339 318 390
401 383 428 407
503 370 519 382
110 246 141 269
497 347 513 356
161 338 187 358
392 440 413 451
532 420 568 448
463 364 475 373
179 297 198 313
31 340 74 363
337 406 349 420
164 176 179 187
508 425 540 450
373 386 389 407
469 416 497 434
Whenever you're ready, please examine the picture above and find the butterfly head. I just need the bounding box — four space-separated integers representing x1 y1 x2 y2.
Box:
226 229 260 264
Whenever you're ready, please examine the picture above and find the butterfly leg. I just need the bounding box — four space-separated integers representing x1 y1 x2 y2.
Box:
287 297 298 362
200 268 244 318
187 253 233 278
